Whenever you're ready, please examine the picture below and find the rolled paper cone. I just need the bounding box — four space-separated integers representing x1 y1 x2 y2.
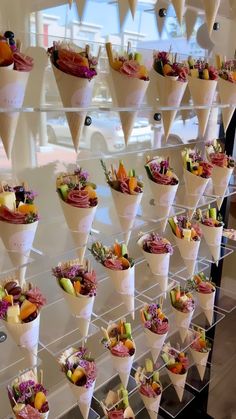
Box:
108 68 149 144
200 223 223 262
211 165 234 210
110 352 135 388
218 78 236 132
4 314 40 350
137 234 170 276
128 0 137 18
146 67 160 113
167 369 187 402
75 0 87 19
0 67 29 159
117 0 130 28
174 235 200 276
144 328 167 363
155 72 187 139
111 188 142 233
172 0 185 25
183 169 209 196
185 9 198 41
196 290 215 325
189 347 209 381
202 0 221 36
155 0 168 37
59 198 97 233
68 380 95 419
120 294 135 320
148 178 179 207
104 266 135 317
188 76 217 138
124 406 135 419
52 63 94 152
140 392 162 419
172 306 194 342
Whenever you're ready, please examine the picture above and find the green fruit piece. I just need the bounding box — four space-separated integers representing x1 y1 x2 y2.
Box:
121 243 128 257
209 207 217 220
153 371 160 382
170 290 176 306
58 184 69 200
145 358 154 373
0 287 6 299
162 353 169 364
144 310 152 321
67 370 72 379
144 164 153 180
60 278 76 296
124 322 132 336
121 386 129 408
134 52 142 63
168 218 176 234
86 182 97 189
19 295 26 303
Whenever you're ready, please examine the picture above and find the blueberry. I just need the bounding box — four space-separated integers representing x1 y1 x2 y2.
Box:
4 31 15 40
159 8 167 17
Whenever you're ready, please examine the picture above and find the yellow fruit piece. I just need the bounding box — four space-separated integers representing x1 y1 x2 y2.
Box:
71 367 85 384
190 69 199 78
198 166 203 176
232 72 236 82
203 69 209 80
138 65 148 79
20 299 37 321
84 185 97 199
0 40 13 65
80 57 89 68
3 295 13 305
124 339 134 350
163 63 172 76
18 204 38 215
119 257 130 269
74 281 81 294
34 391 46 411
129 177 137 194
112 60 123 71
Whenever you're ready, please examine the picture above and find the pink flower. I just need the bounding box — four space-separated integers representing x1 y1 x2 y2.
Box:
26 287 46 309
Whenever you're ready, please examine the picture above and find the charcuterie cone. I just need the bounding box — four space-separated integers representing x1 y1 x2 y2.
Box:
183 169 209 214
167 369 187 402
144 328 167 363
202 0 221 36
59 198 97 240
155 72 187 139
68 379 95 419
211 165 234 210
109 68 149 144
0 67 29 159
110 351 134 388
174 236 200 277
218 78 236 132
172 306 193 342
59 286 94 337
128 0 137 18
137 234 170 277
140 392 162 419
75 0 87 19
172 0 185 25
111 189 142 219
188 76 217 137
190 348 209 381
196 290 215 325
201 223 223 262
105 266 135 319
52 63 94 152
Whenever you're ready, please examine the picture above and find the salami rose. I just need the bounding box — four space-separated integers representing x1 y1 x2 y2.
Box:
120 60 140 77
103 258 123 270
197 282 215 294
209 153 228 167
13 52 34 71
66 190 90 208
0 206 26 224
110 342 129 357
140 383 159 398
108 410 125 419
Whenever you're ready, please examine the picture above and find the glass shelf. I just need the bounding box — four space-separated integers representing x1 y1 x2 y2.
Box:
191 309 225 332
186 362 216 393
160 384 195 418
174 185 216 211
0 249 34 276
214 286 236 313
204 183 236 200
136 277 179 301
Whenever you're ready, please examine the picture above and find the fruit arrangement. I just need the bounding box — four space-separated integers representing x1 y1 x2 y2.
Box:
135 359 162 397
101 159 143 195
0 182 38 224
162 344 189 375
187 57 218 80
58 346 97 387
187 272 216 294
170 286 195 313
48 41 98 79
101 319 135 357
52 259 97 297
145 156 179 185
169 216 202 241
140 302 169 335
90 241 134 270
190 329 211 353
195 207 223 228
7 369 49 417
106 42 149 80
206 140 235 168
0 278 46 323
182 148 213 178
56 167 98 208
153 51 188 81
101 385 135 418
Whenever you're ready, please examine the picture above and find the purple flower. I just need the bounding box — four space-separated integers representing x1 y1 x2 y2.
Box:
0 300 10 319
148 303 158 316
144 321 152 329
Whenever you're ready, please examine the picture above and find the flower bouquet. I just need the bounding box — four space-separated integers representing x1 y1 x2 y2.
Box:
100 385 135 418
52 259 97 337
90 241 135 317
48 42 98 152
218 58 236 132
188 272 216 325
101 319 136 388
190 329 211 380
140 302 169 362
170 286 195 342
58 346 96 419
162 343 189 402
195 207 223 263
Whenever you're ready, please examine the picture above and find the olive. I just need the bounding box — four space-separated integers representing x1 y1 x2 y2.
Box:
159 8 167 17
4 31 15 40
4 281 18 293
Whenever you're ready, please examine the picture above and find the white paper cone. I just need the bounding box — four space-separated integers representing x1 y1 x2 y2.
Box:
188 76 217 137
149 179 179 207
111 188 142 218
218 78 236 132
202 0 221 35
68 380 95 419
144 328 167 363
128 0 137 18
155 72 187 139
4 314 40 350
0 68 29 159
105 266 135 317
174 235 200 276
137 234 170 276
185 9 198 41
155 0 168 37
140 392 162 418
167 369 187 401
59 198 97 233
190 347 209 381
52 63 94 152
183 168 209 197
172 0 185 25
201 223 223 262
172 306 193 342
117 0 130 28
196 290 215 325
110 353 134 388
109 68 149 144
118 216 134 244
75 0 87 19
211 165 233 210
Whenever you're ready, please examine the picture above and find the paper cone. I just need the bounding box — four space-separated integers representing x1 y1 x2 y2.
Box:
148 178 179 230
196 290 215 325
59 198 97 232
144 328 167 363
183 168 210 212
201 223 223 262
172 306 193 342
111 188 142 218
167 369 187 402
202 0 221 36
188 76 217 137
185 9 198 41
190 347 209 381
211 165 233 210
218 78 236 132
117 0 130 28
52 63 94 152
110 352 134 388
174 235 200 276
4 314 40 350
75 0 87 19
155 0 168 37
172 0 185 25
137 234 170 276
155 72 187 139
105 266 135 318
59 285 94 337
109 68 149 144
140 392 162 418
128 0 137 18
0 67 29 159
68 380 95 419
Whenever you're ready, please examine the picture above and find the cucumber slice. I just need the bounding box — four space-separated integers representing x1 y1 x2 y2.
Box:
60 278 76 296
168 218 176 234
58 184 69 200
170 290 176 306
145 358 154 373
121 243 128 257
153 371 160 383
124 322 132 336
162 353 169 364
144 164 154 180
209 207 217 220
